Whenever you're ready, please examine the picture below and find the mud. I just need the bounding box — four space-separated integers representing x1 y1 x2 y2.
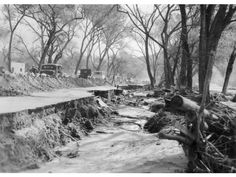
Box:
23 106 187 173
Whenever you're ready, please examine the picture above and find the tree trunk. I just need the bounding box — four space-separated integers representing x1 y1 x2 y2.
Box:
172 47 180 81
199 5 234 95
53 53 62 64
86 42 96 69
199 5 208 94
179 5 188 88
96 47 109 71
197 49 216 144
47 45 54 64
222 45 236 94
39 33 55 69
86 49 92 69
74 53 84 75
186 51 192 90
144 35 155 89
180 5 192 90
86 54 90 69
163 47 172 89
7 33 13 72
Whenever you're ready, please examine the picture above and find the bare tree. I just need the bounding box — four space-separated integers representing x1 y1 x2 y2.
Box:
94 26 125 71
132 30 162 84
120 5 182 88
117 5 160 88
15 34 39 65
2 5 28 72
53 24 77 64
222 42 236 94
17 5 83 69
85 36 99 69
155 5 182 88
106 48 120 83
74 5 119 74
149 41 162 83
179 5 191 89
74 16 99 74
198 5 236 96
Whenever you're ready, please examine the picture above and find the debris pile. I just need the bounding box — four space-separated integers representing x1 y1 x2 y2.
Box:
149 93 236 173
144 111 171 133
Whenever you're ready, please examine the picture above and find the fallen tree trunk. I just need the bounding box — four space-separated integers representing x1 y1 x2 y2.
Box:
168 95 217 119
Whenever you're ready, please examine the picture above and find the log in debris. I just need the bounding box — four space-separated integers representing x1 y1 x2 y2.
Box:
166 95 218 120
159 94 236 172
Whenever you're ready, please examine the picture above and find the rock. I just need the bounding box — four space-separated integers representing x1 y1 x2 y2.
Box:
142 101 149 106
111 110 119 115
88 105 99 119
23 163 40 170
54 142 79 158
232 95 236 102
78 105 89 118
83 119 94 132
68 123 81 140
67 151 79 158
153 90 165 97
127 101 137 106
150 102 165 113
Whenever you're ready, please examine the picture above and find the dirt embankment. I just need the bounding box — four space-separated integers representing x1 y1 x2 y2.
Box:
0 73 97 96
0 97 111 172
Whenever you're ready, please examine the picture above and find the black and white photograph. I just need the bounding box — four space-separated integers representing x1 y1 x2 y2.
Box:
0 0 236 173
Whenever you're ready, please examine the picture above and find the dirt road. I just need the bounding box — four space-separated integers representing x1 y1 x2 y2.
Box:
25 107 187 173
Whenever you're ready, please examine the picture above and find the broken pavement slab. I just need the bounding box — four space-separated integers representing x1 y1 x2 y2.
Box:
0 86 116 114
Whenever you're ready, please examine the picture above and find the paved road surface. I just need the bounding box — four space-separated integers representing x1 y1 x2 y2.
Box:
0 86 116 114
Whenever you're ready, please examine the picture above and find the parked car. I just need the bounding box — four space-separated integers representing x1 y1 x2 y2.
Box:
39 64 62 77
92 71 105 80
79 69 92 79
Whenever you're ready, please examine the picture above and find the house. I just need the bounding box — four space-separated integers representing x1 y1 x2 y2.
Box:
11 62 25 74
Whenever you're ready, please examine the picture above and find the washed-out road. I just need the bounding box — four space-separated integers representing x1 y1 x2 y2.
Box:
25 106 187 173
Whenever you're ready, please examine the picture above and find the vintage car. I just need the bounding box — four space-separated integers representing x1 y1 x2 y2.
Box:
92 71 106 80
39 64 62 77
79 69 92 79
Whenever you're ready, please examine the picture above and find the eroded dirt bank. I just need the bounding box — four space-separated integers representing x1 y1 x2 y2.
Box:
0 96 109 172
